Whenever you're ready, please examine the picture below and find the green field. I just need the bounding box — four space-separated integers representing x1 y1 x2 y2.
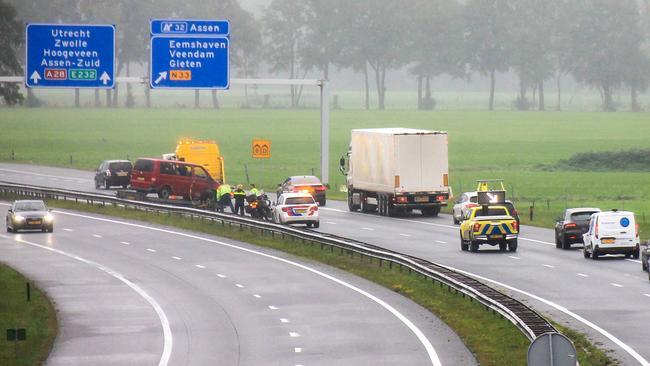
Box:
0 264 57 366
2 108 650 237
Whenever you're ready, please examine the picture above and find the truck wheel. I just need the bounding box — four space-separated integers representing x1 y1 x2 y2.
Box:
347 191 359 212
469 242 479 252
499 242 507 252
159 186 172 200
377 195 384 216
508 239 518 252
386 200 395 217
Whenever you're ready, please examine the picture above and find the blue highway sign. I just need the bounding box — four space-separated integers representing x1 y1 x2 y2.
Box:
150 36 229 89
151 19 229 36
25 23 115 88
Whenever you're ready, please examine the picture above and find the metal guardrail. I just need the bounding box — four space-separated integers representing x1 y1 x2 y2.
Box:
0 181 556 340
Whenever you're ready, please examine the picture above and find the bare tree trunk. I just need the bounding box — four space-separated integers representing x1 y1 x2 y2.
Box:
363 63 370 110
489 69 496 111
125 62 134 108
194 90 200 108
75 88 80 108
518 77 527 110
211 90 220 109
538 80 545 111
425 76 431 100
112 83 119 107
290 43 296 108
602 84 615 111
94 89 100 107
146 59 151 108
374 66 385 110
556 73 562 111
630 86 640 111
417 76 423 109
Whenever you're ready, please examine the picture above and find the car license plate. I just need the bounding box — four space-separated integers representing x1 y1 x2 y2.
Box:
295 209 307 214
117 171 128 177
602 238 615 244
490 234 503 239
137 177 145 181
29 220 42 225
414 196 428 203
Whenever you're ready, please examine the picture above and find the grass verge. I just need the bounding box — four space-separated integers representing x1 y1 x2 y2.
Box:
0 192 616 365
0 263 57 366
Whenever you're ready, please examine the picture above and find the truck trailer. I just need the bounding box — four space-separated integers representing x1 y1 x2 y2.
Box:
339 128 450 217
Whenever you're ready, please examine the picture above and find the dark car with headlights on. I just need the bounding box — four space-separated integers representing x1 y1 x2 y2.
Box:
554 207 601 250
95 160 133 189
6 200 54 233
277 175 327 206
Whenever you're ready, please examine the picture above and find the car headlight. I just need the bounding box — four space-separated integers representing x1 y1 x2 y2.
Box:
14 215 25 222
44 214 54 222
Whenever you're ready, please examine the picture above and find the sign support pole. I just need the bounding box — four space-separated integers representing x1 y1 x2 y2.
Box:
320 79 330 185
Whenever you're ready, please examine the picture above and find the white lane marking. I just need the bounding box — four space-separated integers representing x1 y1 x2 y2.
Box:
63 228 73 232
543 264 555 268
0 234 172 366
216 274 227 278
361 227 374 231
280 318 290 323
268 305 278 310
326 221 337 225
626 259 642 264
435 240 446 244
195 264 206 269
92 234 102 238
508 256 521 260
253 294 261 298
51 210 443 366
146 248 157 253
576 273 589 278
519 237 555 246
294 348 302 353
399 233 411 237
171 256 182 260
235 284 244 288
611 283 624 288
289 332 300 338
644 294 650 298
442 263 650 366
0 168 93 182
120 241 130 245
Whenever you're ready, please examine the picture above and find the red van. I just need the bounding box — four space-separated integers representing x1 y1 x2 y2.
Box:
130 158 219 200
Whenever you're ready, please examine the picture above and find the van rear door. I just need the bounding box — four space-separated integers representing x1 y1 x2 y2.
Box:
598 213 636 245
131 159 154 190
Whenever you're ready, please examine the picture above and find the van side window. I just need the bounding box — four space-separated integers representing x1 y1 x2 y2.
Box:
177 164 190 176
134 160 153 172
193 167 208 179
160 162 175 175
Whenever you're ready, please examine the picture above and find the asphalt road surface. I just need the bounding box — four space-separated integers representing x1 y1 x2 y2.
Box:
0 196 474 365
2 162 649 365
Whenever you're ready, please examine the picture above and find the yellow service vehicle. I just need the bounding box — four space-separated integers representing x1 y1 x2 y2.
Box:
459 205 519 252
167 140 226 183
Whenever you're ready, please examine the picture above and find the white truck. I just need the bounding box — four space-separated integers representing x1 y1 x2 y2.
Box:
339 128 451 217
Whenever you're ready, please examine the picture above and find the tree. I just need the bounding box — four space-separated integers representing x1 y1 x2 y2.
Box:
464 0 516 110
568 0 646 111
263 0 309 108
0 0 23 105
300 0 347 80
408 0 465 110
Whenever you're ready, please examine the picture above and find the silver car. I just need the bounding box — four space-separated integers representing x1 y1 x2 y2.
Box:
6 200 54 233
452 191 478 224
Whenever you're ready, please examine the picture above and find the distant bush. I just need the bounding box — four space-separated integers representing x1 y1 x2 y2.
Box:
556 149 650 171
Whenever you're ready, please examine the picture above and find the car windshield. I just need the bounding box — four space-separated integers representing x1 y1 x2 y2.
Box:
15 201 46 212
571 212 598 222
291 176 321 185
285 197 315 205
109 162 132 171
475 207 508 217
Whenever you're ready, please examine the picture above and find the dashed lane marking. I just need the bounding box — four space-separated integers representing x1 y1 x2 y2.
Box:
216 274 227 278
543 264 555 268
171 256 182 260
195 264 206 269
435 240 446 244
611 283 624 288
280 318 290 323
508 256 521 260
294 348 302 353
253 294 261 298
235 284 244 288
577 273 589 278
361 227 374 231
289 332 300 338
146 248 157 253
268 305 278 310
120 241 130 245
63 228 73 232
92 234 102 238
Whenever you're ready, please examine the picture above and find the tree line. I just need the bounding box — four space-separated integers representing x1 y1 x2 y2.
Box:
2 0 649 111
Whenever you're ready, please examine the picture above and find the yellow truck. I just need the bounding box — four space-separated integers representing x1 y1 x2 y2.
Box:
460 205 519 252
164 140 226 183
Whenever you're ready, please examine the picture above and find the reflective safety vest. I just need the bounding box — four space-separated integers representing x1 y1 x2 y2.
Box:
249 187 260 197
217 184 232 200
